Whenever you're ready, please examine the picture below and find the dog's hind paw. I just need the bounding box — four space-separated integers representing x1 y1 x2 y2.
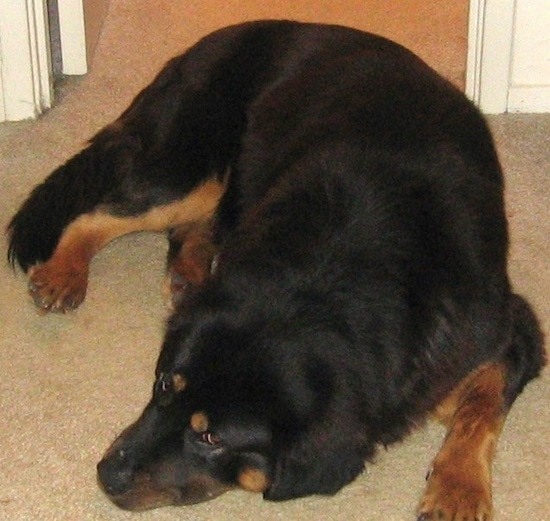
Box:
28 262 88 313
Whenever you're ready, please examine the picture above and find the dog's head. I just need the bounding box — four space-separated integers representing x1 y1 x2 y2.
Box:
97 287 369 510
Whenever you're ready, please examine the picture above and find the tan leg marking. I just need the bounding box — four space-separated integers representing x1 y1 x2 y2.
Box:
417 363 507 521
28 178 225 313
162 220 218 308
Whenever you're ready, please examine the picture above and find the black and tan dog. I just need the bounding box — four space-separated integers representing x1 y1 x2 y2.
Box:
7 20 545 520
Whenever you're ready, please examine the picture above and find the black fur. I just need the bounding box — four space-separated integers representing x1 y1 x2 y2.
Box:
7 20 545 513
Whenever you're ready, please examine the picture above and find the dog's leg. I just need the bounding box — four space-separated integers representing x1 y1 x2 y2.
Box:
28 178 224 313
418 293 545 521
417 363 507 521
163 220 218 309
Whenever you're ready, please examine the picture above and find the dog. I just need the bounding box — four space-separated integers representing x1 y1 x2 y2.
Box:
7 20 546 520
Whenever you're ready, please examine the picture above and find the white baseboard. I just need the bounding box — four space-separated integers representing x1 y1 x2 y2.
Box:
508 85 550 113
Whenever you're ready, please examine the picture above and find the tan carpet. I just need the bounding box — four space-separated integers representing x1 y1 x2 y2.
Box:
1 1 548 520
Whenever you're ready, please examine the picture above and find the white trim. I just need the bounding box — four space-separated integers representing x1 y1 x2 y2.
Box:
465 0 485 104
58 0 88 75
0 76 6 123
0 61 5 122
30 0 53 108
507 86 550 113
0 0 53 121
466 0 516 114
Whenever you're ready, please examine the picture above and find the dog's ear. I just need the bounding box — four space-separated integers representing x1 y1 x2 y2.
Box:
264 423 367 501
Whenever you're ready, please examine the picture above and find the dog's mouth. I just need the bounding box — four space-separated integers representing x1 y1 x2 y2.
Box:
97 446 232 511
97 469 231 511
96 418 272 510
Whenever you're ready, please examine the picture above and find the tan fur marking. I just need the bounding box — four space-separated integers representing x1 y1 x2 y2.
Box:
163 220 218 308
60 177 225 252
419 363 507 521
170 225 217 285
238 467 270 493
172 373 187 393
190 412 209 433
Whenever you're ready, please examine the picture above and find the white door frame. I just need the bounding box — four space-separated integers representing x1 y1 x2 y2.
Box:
465 0 515 114
0 0 521 121
0 0 53 122
57 0 88 75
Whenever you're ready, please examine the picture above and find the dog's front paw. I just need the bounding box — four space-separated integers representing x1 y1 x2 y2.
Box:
28 262 88 313
417 463 493 521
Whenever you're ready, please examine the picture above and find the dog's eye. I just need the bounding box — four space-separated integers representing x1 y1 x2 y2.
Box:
155 377 172 399
200 432 221 445
154 374 176 406
155 373 170 393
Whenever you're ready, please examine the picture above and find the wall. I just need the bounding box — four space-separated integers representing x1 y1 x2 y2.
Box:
84 0 109 68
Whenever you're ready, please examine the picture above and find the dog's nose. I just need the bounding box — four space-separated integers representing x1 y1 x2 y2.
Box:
97 449 135 496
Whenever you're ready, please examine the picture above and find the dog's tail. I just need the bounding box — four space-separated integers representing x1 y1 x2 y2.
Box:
7 135 119 272
503 293 546 406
